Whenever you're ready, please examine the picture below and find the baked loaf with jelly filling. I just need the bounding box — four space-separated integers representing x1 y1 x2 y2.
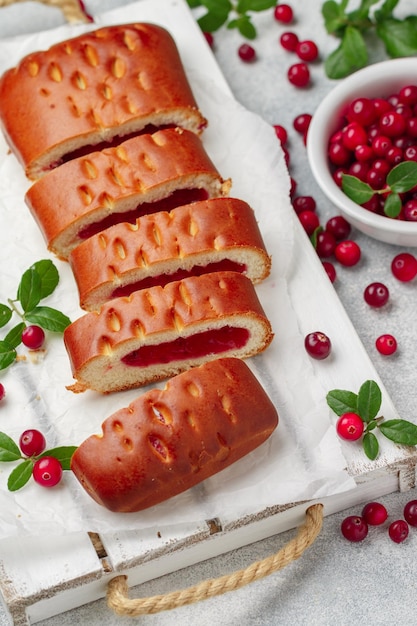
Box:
0 23 207 180
64 271 273 393
25 128 230 260
69 197 272 312
70 357 278 513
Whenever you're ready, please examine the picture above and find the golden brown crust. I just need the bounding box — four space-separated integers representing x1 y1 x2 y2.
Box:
69 197 271 311
70 357 278 512
63 271 273 393
25 128 230 260
0 23 207 179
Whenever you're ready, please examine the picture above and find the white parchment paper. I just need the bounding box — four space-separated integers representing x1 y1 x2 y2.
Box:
0 0 371 538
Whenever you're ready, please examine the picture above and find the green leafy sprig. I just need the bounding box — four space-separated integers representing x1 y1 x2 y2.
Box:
327 379 417 460
0 431 77 491
0 259 71 371
323 0 417 79
342 161 417 218
187 0 277 39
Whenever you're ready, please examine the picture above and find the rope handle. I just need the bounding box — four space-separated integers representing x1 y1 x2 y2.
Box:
0 0 92 23
107 503 324 618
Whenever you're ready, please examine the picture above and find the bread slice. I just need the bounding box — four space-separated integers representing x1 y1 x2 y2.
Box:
25 128 230 260
0 23 207 180
64 271 273 393
70 357 278 512
69 197 271 311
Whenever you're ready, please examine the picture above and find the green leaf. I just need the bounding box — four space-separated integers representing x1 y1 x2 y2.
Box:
25 307 71 332
383 192 402 218
198 9 229 32
17 268 42 313
326 389 358 416
30 260 59 299
0 432 21 462
342 174 375 204
234 15 257 39
7 460 33 491
352 0 380 20
40 446 78 470
322 0 347 35
0 304 12 329
4 322 25 350
0 341 16 371
237 0 276 12
379 419 417 445
387 161 417 193
374 0 400 21
187 0 202 7
376 17 417 58
325 26 368 78
363 431 379 460
357 380 382 422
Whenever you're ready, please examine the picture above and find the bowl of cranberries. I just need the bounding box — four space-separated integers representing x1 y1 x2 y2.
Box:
307 58 417 246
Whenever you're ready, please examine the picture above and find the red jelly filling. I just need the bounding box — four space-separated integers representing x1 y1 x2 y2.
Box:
121 326 250 367
111 259 247 298
78 188 209 240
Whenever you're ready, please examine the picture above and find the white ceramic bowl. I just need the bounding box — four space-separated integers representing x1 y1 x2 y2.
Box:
307 58 417 247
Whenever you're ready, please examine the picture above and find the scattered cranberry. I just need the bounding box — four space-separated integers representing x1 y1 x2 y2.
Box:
363 282 389 307
203 32 214 48
292 195 316 214
19 429 46 457
280 31 298 52
238 43 256 62
334 240 361 266
391 252 417 282
0 383 5 402
293 113 312 135
274 3 294 23
21 325 45 350
304 331 331 360
298 210 320 235
316 230 336 258
388 519 409 543
273 124 288 145
403 500 417 527
322 261 337 283
33 456 63 488
376 334 397 356
296 40 318 62
341 515 369 542
325 215 351 240
336 412 364 441
287 62 310 88
362 502 388 526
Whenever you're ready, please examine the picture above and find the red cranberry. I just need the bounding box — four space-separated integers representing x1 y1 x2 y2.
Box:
388 519 409 543
355 144 374 162
403 500 417 527
328 142 351 166
316 230 336 257
372 135 392 157
362 502 388 526
334 240 361 266
274 3 294 23
326 215 351 240
287 63 310 88
336 412 364 441
292 195 316 214
363 282 389 307
375 334 397 356
0 383 5 402
280 31 298 51
322 261 337 283
342 122 368 151
403 199 417 221
273 124 288 145
347 97 377 126
341 515 368 542
33 456 63 488
21 325 45 350
296 40 318 62
203 32 214 47
391 252 417 281
293 113 312 134
379 110 407 137
304 331 331 360
238 43 256 62
19 429 46 457
298 210 320 235
399 85 417 106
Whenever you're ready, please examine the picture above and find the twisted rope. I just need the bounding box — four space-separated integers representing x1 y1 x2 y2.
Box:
0 0 91 23
107 503 324 617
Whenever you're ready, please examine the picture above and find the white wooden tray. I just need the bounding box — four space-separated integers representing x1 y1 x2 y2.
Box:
0 1 416 624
